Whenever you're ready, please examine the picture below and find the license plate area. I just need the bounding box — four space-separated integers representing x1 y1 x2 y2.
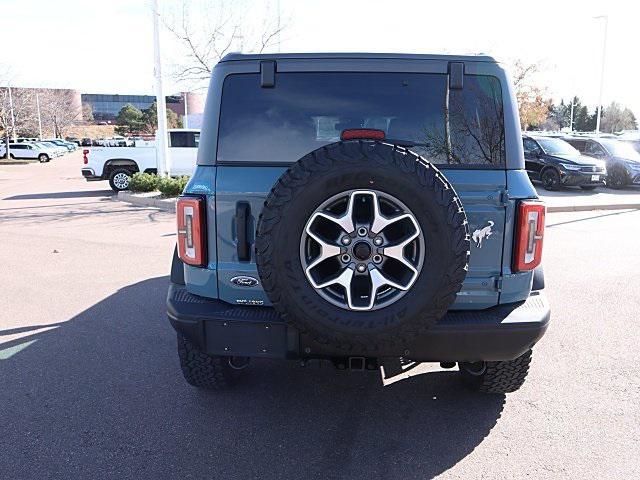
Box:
591 175 600 181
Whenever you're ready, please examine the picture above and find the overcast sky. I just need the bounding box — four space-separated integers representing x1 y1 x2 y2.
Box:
2 0 638 117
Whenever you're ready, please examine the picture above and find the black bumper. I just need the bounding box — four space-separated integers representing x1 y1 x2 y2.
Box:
560 170 605 186
81 168 102 181
167 283 550 362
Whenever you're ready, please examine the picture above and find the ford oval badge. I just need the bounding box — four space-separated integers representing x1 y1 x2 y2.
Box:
231 276 259 287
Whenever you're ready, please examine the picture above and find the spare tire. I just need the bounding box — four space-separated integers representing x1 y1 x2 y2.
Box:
255 140 469 352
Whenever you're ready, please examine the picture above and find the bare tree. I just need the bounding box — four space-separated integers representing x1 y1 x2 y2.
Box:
163 0 286 88
1 82 37 156
601 102 638 133
39 89 82 138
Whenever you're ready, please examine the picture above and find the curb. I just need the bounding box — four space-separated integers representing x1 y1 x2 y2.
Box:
114 191 640 215
547 203 640 213
116 191 176 212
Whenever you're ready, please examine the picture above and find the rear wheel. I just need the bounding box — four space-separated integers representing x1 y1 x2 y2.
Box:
541 168 561 191
579 185 597 191
177 335 243 389
108 168 132 191
458 350 532 394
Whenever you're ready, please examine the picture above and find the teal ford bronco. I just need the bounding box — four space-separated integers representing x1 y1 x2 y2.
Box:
167 53 549 394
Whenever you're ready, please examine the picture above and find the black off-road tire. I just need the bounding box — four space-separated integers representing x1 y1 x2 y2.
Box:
459 350 533 394
255 140 470 353
177 335 241 389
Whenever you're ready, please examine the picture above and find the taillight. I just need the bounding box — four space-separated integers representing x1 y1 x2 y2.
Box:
513 201 545 272
340 129 386 141
82 149 89 164
177 196 207 267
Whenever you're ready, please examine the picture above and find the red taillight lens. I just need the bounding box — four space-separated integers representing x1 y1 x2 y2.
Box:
82 149 89 164
513 201 545 272
340 129 386 141
177 196 207 267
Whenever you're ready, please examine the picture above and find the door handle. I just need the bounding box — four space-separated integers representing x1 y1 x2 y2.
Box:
236 202 251 261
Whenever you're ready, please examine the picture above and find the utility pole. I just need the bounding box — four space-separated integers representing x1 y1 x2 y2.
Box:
183 91 188 129
594 15 608 134
8 86 16 142
36 93 43 140
152 0 170 176
569 98 575 132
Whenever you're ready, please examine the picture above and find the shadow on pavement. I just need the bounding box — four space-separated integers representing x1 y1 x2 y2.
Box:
4 189 115 200
0 276 504 480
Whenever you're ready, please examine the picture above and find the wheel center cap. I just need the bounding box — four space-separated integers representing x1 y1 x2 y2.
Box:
353 241 372 261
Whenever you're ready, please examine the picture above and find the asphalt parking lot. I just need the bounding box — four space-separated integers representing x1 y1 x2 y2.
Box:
1 152 639 479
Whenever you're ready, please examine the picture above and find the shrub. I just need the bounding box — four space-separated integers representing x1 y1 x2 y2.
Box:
158 175 189 197
129 172 159 192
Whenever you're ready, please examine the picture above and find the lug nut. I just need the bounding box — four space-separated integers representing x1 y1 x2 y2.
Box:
373 237 383 246
372 254 382 264
357 227 368 237
341 236 351 245
341 254 351 263
356 264 367 273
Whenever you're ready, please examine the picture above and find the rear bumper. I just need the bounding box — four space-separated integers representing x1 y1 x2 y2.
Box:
167 284 550 362
81 168 102 181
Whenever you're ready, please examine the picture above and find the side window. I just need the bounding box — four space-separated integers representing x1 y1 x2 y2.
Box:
170 132 189 148
523 139 539 155
170 131 198 148
585 141 605 157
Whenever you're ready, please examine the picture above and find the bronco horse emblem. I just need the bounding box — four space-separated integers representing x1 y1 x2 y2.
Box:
472 221 494 248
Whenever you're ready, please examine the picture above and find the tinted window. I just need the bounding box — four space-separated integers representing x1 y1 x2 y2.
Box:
217 72 505 167
585 141 606 157
170 131 198 148
523 138 540 154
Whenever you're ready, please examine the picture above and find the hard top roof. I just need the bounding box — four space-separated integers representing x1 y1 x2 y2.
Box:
220 52 497 63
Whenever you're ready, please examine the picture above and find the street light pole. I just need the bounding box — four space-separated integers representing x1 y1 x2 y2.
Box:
152 0 170 176
8 86 16 142
569 99 575 132
36 93 43 140
594 15 608 134
183 91 188 129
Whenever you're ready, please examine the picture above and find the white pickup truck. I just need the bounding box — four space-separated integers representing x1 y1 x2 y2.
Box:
81 129 200 191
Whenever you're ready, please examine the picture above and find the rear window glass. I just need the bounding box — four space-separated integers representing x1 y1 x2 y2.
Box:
217 72 505 167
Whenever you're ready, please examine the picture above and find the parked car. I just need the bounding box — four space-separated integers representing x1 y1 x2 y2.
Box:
38 141 67 156
44 138 76 152
104 136 128 147
564 136 640 188
65 137 81 146
522 135 606 190
0 142 55 162
81 138 92 147
15 137 38 143
81 129 199 191
167 52 549 395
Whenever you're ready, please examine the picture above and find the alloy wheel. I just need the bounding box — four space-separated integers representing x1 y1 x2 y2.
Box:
299 189 425 311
